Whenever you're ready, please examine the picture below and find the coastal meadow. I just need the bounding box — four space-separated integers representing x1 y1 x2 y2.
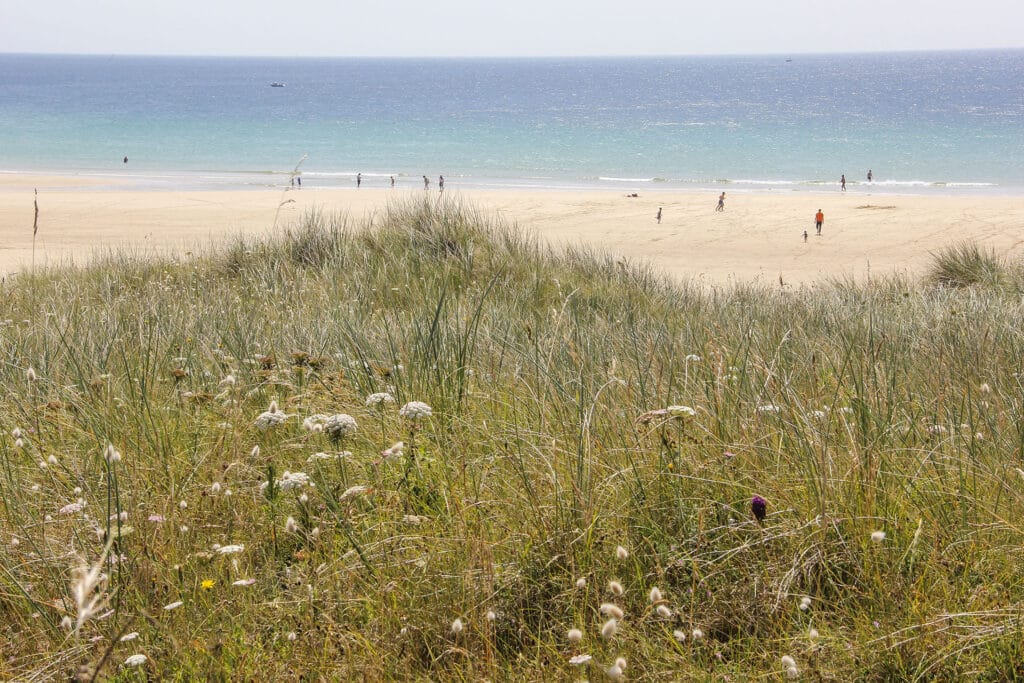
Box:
2 197 1024 680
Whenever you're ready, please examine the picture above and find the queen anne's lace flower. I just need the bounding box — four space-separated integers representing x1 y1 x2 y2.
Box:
365 392 395 407
324 414 358 438
399 401 432 421
255 401 289 430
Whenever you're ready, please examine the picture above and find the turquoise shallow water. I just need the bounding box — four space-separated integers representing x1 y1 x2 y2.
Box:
1 51 1022 194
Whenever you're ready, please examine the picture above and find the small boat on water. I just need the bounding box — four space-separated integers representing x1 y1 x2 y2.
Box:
270 82 285 87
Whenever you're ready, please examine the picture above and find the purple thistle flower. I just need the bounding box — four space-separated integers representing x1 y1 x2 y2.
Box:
751 495 767 522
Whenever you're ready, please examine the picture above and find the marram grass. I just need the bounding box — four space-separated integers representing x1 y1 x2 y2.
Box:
2 197 1024 680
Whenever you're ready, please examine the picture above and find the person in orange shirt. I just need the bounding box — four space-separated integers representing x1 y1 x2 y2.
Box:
815 209 824 235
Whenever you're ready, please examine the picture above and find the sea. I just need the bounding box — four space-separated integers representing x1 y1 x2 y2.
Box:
1 51 1022 194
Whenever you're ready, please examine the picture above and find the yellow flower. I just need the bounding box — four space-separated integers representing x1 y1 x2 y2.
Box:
201 579 215 590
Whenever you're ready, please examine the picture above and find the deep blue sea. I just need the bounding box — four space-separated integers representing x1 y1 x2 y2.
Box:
1 51 1022 194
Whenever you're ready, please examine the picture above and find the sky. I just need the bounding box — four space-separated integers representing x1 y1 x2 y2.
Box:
1 0 1022 57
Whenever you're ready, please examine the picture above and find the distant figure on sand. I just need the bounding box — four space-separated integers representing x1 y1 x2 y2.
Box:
867 169 873 182
423 175 430 190
656 207 662 224
803 230 808 242
439 175 445 192
357 173 362 189
716 192 725 212
297 176 301 188
815 209 824 235
841 174 847 191
390 175 395 188
123 156 128 164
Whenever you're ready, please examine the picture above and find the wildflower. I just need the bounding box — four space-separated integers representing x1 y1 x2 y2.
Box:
575 577 587 588
615 657 627 671
980 382 992 394
601 618 618 639
287 631 297 641
608 580 624 596
607 662 624 680
26 367 37 382
147 514 165 523
757 404 781 413
163 601 183 611
380 441 405 459
261 470 312 495
254 401 289 430
871 530 886 543
568 654 591 666
216 544 245 555
308 450 351 462
787 666 800 679
781 655 796 668
673 629 687 642
179 500 187 510
799 596 812 611
685 354 702 362
485 610 496 621
615 545 629 560
365 392 395 407
105 444 121 463
600 603 624 620
567 628 583 643
691 628 704 641
656 605 673 618
285 517 298 534
59 502 85 515
201 579 215 590
324 414 358 439
450 617 464 635
120 632 139 642
211 482 221 494
123 654 147 668
233 578 256 587
666 405 696 418
47 455 58 465
649 587 663 603
808 628 819 640
399 401 433 421
220 374 236 387
751 495 768 522
340 485 370 501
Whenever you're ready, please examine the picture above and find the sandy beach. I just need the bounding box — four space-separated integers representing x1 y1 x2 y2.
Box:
1 174 1022 284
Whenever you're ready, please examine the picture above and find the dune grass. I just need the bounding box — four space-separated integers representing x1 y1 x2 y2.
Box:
2 197 1024 680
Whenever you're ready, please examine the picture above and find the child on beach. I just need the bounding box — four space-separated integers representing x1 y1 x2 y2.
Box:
716 193 725 212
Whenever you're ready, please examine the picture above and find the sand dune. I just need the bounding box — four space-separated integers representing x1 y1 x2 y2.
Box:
2 175 1022 284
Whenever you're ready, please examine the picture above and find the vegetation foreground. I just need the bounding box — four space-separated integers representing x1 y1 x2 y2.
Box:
2 198 1024 681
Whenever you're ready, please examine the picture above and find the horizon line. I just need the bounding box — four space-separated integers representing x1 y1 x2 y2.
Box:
2 46 1023 60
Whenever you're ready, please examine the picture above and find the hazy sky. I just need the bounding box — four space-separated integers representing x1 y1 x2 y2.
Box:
2 0 1022 57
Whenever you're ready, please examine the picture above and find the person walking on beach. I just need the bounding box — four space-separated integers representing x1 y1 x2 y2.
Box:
357 173 362 189
716 192 725 212
423 175 430 190
803 229 808 242
840 174 846 191
815 209 824 235
297 176 301 188
867 169 873 182
439 175 445 192
390 175 395 188
656 207 662 224
123 156 128 164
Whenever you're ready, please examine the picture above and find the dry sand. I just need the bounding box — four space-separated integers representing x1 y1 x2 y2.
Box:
2 174 1023 284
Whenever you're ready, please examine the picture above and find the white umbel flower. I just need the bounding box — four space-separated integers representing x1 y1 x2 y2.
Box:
123 654 147 667
255 401 289 430
323 414 358 438
365 392 395 407
399 401 433 421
